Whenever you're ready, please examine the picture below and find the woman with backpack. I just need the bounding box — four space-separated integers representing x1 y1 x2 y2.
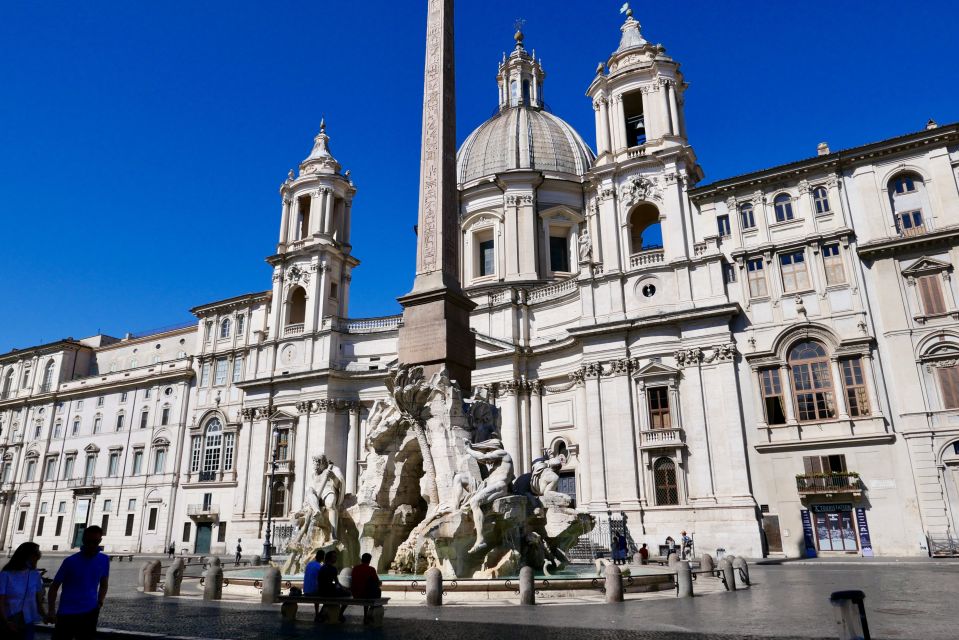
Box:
0 542 46 640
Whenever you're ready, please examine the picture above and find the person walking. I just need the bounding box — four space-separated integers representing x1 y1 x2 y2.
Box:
350 553 381 623
615 534 628 565
46 525 110 640
167 542 175 559
0 542 46 640
680 530 693 560
234 539 242 565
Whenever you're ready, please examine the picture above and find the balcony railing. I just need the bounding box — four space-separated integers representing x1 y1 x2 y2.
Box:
639 428 684 448
198 470 218 482
187 504 220 518
629 247 665 269
899 223 927 238
67 477 101 489
284 323 304 336
795 472 864 494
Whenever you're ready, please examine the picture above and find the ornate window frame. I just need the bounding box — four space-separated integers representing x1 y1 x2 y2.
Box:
902 257 957 323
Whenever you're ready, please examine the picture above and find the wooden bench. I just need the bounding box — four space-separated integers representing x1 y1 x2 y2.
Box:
278 595 390 625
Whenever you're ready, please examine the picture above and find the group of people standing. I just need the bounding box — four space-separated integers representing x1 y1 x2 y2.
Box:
302 550 381 623
0 525 109 640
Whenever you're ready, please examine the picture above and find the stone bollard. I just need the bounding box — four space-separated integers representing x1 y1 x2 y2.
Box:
163 558 185 596
252 555 262 566
262 566 281 604
203 564 223 600
632 552 644 565
604 563 624 603
519 566 535 605
700 553 715 575
676 560 694 598
338 567 353 590
144 560 162 593
732 557 750 586
719 558 736 591
667 553 679 568
138 561 150 589
425 567 443 606
209 556 221 568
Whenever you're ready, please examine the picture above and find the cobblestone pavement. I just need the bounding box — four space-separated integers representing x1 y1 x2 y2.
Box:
30 555 959 639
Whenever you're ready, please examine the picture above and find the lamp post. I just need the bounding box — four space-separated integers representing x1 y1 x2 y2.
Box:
263 426 280 562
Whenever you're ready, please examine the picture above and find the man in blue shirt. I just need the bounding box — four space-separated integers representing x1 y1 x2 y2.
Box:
46 525 110 640
302 550 324 620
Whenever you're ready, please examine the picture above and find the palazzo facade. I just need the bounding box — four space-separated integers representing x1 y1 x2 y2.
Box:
2 12 958 558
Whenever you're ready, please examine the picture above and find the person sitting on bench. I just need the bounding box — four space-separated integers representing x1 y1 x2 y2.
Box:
317 550 350 622
350 553 382 622
302 549 324 620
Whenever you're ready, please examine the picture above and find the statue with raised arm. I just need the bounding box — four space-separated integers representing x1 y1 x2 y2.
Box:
461 438 515 555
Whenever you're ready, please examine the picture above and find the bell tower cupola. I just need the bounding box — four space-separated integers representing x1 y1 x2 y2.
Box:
496 25 546 111
586 4 692 165
267 120 360 341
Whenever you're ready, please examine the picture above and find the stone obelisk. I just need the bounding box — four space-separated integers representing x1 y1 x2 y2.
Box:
397 0 476 391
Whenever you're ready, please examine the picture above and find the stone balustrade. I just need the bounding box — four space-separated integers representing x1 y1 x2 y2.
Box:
527 277 578 303
284 323 304 336
639 428 683 448
629 248 665 269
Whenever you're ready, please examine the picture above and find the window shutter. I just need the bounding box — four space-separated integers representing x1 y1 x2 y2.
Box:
918 275 947 315
937 366 959 409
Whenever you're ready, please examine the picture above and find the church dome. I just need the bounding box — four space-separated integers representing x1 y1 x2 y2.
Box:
457 106 595 184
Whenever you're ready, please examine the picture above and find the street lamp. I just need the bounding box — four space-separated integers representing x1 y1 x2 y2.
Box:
263 426 280 562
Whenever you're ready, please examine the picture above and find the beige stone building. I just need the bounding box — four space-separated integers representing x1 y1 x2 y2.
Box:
1 11 957 559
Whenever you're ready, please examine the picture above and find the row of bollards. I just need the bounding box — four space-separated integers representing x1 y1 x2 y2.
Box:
139 557 229 601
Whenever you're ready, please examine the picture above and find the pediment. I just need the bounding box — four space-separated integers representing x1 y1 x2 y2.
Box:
152 436 171 448
269 409 297 424
84 444 100 453
633 361 679 378
902 256 952 276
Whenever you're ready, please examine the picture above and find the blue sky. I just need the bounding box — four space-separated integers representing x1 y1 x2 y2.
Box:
1 0 956 353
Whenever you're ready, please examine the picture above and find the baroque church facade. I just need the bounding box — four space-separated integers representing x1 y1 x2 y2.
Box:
2 11 959 559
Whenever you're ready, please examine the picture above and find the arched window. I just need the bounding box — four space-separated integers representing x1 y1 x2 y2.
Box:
788 341 836 422
219 318 231 339
739 203 756 229
553 440 568 459
773 193 794 222
654 458 678 505
202 418 223 474
628 203 662 254
288 287 307 326
41 360 55 392
812 186 830 214
888 172 926 237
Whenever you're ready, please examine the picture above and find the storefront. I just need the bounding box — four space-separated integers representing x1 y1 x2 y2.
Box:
801 503 873 557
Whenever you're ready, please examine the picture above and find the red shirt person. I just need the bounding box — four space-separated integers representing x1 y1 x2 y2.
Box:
350 553 381 599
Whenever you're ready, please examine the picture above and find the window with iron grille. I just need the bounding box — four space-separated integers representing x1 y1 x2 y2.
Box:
654 458 679 505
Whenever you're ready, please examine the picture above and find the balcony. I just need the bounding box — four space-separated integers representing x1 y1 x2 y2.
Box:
284 323 304 336
67 477 101 492
270 459 294 475
795 472 864 496
198 470 218 482
899 223 927 238
629 247 665 270
639 428 684 449
187 504 220 520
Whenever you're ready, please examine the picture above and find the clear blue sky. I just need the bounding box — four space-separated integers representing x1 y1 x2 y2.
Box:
1 0 956 353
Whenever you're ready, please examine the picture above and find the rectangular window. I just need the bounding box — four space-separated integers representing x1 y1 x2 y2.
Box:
936 365 959 410
145 388 151 399
217 522 227 543
549 235 570 273
128 498 136 511
37 516 45 536
214 358 228 386
191 438 202 473
54 422 62 438
103 499 112 511
34 424 41 439
803 455 847 475
840 358 871 417
918 274 947 316
71 419 80 436
717 214 731 237
154 449 166 474
161 407 170 426
40 502 48 514
779 251 810 293
55 515 63 536
276 430 289 461
16 511 26 533
236 315 245 335
139 411 149 430
897 210 925 237
223 433 236 471
125 513 134 536
115 414 125 432
182 522 191 543
747 258 768 298
232 357 244 383
120 392 128 403
93 416 102 433
96 396 104 407
58 501 66 514
108 453 119 477
132 450 143 475
792 360 836 422
760 368 787 425
62 457 74 480
148 507 158 531
101 514 109 533
200 362 211 387
478 238 495 277
84 455 95 482
44 459 56 481
740 206 756 229
822 244 845 286
724 263 737 284
647 387 671 429
24 460 36 482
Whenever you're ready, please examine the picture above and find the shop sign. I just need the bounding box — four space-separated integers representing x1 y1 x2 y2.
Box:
800 509 817 558
811 503 853 513
855 507 874 557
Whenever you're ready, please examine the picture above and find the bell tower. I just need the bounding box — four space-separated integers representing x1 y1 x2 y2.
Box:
267 121 359 341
